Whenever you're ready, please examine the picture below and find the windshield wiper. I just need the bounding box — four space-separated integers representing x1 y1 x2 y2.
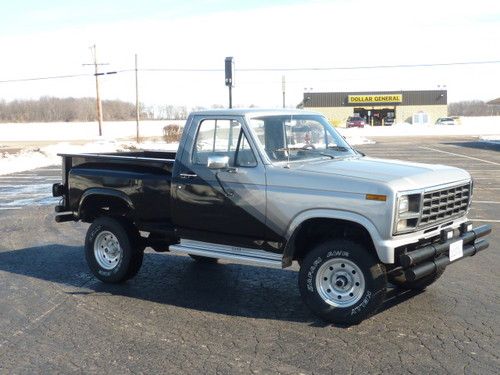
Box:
276 147 335 159
326 145 349 152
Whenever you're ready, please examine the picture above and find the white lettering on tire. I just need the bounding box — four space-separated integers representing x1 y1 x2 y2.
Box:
326 250 349 258
350 290 372 315
306 257 323 292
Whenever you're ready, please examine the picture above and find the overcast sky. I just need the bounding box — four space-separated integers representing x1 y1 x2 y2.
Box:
1 0 499 108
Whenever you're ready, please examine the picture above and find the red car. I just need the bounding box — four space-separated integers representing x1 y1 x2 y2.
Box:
346 116 366 128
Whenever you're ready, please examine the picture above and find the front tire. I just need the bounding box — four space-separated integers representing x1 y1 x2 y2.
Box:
298 239 387 325
85 217 144 283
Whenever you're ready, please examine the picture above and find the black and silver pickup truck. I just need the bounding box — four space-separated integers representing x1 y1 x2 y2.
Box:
53 109 491 324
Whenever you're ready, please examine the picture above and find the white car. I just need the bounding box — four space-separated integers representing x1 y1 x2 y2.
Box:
436 117 456 125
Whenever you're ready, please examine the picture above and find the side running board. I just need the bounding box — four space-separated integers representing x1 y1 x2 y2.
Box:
169 239 283 268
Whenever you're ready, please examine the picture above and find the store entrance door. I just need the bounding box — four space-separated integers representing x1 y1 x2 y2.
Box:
354 107 396 126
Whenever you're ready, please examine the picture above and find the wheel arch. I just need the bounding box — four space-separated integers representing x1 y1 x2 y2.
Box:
282 209 389 267
78 188 134 222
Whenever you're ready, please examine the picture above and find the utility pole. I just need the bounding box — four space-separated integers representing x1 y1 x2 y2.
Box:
282 75 286 108
83 45 109 136
135 53 140 143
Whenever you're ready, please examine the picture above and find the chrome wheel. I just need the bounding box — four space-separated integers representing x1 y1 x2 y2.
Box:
315 257 365 307
94 231 122 270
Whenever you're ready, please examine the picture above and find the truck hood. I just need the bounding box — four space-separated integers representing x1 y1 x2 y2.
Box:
294 156 471 191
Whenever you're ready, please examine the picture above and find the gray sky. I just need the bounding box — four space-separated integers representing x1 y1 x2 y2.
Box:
1 0 499 108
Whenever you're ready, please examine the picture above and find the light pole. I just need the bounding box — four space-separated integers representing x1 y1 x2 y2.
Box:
135 53 140 143
282 75 286 108
225 57 234 108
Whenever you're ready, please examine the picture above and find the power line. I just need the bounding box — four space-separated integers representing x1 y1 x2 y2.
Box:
141 60 500 72
238 60 500 71
0 70 127 83
0 73 91 83
1 59 499 84
140 68 221 72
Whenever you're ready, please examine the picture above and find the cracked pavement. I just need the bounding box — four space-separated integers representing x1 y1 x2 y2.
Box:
0 137 499 374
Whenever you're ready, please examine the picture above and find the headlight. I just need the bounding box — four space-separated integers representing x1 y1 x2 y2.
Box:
398 196 409 213
394 193 422 234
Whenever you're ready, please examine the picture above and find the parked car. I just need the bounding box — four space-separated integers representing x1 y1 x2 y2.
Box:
346 116 366 128
52 109 491 324
435 117 456 125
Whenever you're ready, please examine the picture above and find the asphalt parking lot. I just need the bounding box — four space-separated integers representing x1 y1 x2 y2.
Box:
0 136 499 374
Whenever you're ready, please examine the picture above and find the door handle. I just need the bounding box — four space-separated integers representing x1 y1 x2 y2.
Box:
179 173 197 179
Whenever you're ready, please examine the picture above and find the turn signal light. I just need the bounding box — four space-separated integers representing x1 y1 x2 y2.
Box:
365 194 387 202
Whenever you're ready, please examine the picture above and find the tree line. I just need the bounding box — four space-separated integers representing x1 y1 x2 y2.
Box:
448 100 500 116
0 96 142 123
0 97 229 123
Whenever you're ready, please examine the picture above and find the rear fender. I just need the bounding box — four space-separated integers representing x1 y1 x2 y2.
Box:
78 188 134 219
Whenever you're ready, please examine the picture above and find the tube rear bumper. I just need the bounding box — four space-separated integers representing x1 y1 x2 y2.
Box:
397 223 491 282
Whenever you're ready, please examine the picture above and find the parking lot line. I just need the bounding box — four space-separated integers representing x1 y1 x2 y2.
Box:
472 219 500 223
464 170 500 172
468 176 497 180
419 146 500 166
474 201 500 204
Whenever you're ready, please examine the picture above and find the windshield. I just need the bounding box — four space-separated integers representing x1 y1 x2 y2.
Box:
248 114 356 163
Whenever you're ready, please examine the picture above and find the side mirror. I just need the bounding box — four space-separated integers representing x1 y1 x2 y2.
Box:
207 155 230 169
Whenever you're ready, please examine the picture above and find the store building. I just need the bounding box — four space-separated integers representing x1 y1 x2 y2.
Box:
302 90 448 126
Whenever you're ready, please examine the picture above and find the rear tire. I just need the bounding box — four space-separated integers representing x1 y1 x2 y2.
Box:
85 217 144 283
189 254 218 263
298 239 387 325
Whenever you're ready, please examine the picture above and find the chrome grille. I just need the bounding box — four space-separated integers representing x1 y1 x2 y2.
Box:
419 182 471 228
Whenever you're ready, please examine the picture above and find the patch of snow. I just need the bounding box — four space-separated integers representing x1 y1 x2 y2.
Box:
0 183 59 207
0 140 179 176
344 135 376 145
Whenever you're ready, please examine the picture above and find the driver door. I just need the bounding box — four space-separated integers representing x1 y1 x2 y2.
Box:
172 116 267 245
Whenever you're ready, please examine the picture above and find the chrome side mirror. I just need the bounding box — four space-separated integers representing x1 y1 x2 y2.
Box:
207 155 230 169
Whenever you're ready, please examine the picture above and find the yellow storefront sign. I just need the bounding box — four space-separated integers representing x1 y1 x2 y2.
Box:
348 94 403 104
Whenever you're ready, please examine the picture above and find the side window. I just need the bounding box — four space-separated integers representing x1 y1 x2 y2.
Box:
193 119 257 167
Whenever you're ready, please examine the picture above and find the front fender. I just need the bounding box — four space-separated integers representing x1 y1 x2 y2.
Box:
282 209 392 266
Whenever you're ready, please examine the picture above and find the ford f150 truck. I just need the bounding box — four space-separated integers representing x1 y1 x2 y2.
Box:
52 109 491 324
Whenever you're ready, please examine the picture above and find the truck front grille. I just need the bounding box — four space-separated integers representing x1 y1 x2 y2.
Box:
419 182 471 228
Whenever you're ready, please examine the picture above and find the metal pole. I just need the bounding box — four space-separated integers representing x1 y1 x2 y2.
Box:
229 86 232 109
282 75 286 108
135 53 140 143
93 45 103 136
